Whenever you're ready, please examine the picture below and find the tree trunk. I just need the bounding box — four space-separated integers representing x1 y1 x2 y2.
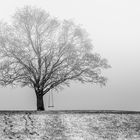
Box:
36 94 45 111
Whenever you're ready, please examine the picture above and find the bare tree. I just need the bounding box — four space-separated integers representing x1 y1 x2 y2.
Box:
0 6 110 111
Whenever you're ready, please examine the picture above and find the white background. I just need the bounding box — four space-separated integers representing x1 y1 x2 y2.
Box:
0 0 140 111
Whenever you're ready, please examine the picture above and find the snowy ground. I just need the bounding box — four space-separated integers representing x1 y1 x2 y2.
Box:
0 110 140 140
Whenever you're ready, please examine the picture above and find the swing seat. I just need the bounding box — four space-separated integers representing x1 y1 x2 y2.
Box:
48 105 54 108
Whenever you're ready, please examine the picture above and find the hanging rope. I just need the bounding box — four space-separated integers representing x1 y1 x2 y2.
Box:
48 89 54 108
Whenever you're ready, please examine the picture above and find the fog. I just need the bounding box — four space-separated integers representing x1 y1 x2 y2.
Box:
0 0 140 111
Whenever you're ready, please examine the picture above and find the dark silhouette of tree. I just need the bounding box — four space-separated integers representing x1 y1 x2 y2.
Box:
0 6 110 110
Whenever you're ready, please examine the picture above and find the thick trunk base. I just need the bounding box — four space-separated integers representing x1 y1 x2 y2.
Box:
36 95 45 111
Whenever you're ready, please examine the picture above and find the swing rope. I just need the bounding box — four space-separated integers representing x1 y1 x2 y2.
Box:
48 89 54 108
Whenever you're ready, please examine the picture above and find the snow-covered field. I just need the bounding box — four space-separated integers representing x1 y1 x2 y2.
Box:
0 111 140 140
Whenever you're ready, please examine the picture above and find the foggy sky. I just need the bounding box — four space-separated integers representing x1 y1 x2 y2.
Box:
0 0 140 111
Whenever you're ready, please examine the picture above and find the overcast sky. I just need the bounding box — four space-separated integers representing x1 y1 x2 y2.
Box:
0 0 140 111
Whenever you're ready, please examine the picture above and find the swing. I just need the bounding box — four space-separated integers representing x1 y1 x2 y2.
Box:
48 89 54 108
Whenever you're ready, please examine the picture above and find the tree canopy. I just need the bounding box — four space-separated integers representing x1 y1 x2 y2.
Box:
0 6 110 110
